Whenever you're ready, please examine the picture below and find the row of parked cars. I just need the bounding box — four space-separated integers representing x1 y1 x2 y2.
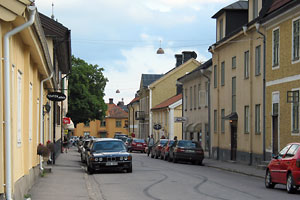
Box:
150 139 204 165
78 136 132 174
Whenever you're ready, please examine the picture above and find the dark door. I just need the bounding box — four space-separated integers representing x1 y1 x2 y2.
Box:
231 125 237 161
272 116 279 154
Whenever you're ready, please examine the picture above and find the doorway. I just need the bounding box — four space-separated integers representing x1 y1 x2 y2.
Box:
231 125 237 161
272 116 279 154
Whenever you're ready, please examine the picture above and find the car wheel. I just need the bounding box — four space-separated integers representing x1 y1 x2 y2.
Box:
265 170 275 189
127 164 132 173
87 166 94 175
286 173 296 193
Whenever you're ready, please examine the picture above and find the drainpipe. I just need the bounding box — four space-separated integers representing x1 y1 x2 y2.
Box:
201 69 211 158
256 23 266 161
40 72 54 170
3 5 36 200
149 86 153 138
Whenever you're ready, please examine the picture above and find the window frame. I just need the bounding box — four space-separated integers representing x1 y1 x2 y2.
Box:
291 89 300 134
232 77 236 112
244 51 249 79
255 104 261 134
214 110 217 133
221 61 225 86
292 17 300 63
214 65 217 88
255 45 261 76
272 27 280 68
244 105 250 133
116 120 122 128
232 56 236 69
221 109 225 133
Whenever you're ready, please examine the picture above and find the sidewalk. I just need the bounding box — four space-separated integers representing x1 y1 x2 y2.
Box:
29 147 90 200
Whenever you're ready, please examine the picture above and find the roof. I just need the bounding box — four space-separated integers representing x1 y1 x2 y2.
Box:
212 0 248 18
128 97 140 105
107 103 128 119
141 74 163 88
268 0 292 13
39 13 71 74
0 0 31 22
151 94 182 111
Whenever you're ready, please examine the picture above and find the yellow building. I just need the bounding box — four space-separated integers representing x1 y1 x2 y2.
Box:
263 0 300 158
151 94 183 141
210 0 264 165
149 52 200 139
0 2 71 199
74 98 129 138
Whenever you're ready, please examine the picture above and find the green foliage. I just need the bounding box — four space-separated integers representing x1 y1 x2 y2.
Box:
67 56 108 126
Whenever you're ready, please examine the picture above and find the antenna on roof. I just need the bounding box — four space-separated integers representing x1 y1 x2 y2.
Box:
51 2 55 20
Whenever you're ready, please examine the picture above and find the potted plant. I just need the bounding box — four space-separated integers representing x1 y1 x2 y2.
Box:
37 143 49 157
46 140 55 152
24 194 31 200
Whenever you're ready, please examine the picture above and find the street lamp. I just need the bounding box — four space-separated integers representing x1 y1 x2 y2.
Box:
156 40 164 54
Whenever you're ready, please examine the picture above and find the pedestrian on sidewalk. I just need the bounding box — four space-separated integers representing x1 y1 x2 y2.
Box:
147 134 154 156
63 136 69 153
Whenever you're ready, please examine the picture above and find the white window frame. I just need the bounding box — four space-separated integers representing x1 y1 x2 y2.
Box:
205 81 209 106
17 70 23 147
291 88 300 135
190 86 192 110
221 61 225 86
272 27 280 69
244 105 250 133
29 83 33 142
272 91 280 151
292 16 300 64
255 104 261 134
244 51 250 79
255 45 261 76
36 99 39 145
221 109 225 133
184 88 188 111
253 0 258 19
198 84 201 108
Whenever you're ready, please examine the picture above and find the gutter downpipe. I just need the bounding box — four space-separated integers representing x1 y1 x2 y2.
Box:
40 72 54 171
149 86 153 138
201 70 211 158
256 23 266 161
4 6 36 200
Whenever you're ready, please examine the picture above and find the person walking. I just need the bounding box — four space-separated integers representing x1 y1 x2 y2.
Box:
63 136 69 153
147 134 154 156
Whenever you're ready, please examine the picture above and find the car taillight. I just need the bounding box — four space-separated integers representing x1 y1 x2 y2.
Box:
132 142 136 145
176 148 184 152
296 159 300 168
196 150 203 154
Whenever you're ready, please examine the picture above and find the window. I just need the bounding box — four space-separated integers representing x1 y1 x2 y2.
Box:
198 84 201 108
221 61 225 86
84 132 90 136
232 56 236 69
57 105 61 125
116 120 122 128
84 121 90 127
221 109 225 133
190 87 193 110
36 99 39 145
286 144 300 158
273 28 280 67
244 51 249 78
124 120 128 128
100 120 106 127
244 106 250 133
219 18 224 40
214 110 217 132
29 83 33 142
253 0 258 19
232 77 236 112
194 85 197 109
255 45 261 75
292 91 299 133
255 104 261 134
279 144 291 157
205 81 209 106
17 71 22 146
293 18 300 61
184 89 188 111
214 65 217 88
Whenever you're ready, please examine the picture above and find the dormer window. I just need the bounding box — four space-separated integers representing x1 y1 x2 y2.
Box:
219 18 224 40
253 0 258 19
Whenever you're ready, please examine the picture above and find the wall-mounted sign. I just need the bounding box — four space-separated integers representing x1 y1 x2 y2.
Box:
47 92 66 101
174 117 187 123
63 117 71 124
153 124 162 130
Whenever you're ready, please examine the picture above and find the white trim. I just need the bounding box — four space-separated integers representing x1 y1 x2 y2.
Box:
292 16 300 64
291 88 300 136
17 70 22 147
29 83 33 142
272 27 280 69
169 99 182 109
36 99 39 145
266 74 300 87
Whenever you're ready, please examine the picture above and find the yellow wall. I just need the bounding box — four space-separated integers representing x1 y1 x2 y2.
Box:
174 105 183 140
0 21 4 194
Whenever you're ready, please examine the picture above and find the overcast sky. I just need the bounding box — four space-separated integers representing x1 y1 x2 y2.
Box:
36 0 234 104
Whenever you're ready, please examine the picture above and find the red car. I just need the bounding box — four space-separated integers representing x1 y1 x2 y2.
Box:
160 140 175 160
128 138 147 153
151 139 168 159
265 142 300 193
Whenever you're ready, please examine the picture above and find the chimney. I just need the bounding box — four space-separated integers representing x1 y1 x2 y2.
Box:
109 98 114 104
117 101 124 107
175 54 183 67
182 51 197 63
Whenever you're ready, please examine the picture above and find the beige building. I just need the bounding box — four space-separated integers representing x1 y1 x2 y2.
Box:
263 1 300 158
149 52 200 140
127 96 140 138
151 94 183 141
0 2 71 199
210 0 265 165
177 59 212 155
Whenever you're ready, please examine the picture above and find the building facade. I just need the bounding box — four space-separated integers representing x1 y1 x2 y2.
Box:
127 96 140 138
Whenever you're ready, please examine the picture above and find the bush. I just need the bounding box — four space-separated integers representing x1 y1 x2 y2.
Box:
37 144 49 157
46 140 55 152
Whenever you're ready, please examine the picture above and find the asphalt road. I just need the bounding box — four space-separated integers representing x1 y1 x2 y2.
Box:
85 152 300 200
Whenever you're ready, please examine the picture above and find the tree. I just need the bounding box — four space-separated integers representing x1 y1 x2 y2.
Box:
67 56 108 126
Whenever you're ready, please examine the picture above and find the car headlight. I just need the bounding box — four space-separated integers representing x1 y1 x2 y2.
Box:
124 157 128 161
95 158 98 162
99 157 103 162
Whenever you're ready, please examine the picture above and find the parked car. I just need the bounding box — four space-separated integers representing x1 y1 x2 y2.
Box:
168 140 204 165
265 143 300 193
86 138 132 174
128 138 147 153
151 139 168 159
160 140 175 160
125 138 133 150
81 139 93 163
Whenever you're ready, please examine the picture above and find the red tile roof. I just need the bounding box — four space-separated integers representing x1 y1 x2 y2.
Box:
129 97 140 104
268 0 292 13
107 103 128 118
151 94 182 111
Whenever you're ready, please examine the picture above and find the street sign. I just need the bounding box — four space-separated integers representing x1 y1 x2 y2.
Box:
153 124 162 130
47 92 66 101
63 117 71 124
174 117 187 123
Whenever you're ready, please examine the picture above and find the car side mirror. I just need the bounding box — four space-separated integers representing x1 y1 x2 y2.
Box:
272 154 278 159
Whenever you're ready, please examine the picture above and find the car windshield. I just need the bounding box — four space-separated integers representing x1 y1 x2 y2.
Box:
93 141 126 152
178 141 200 148
134 139 145 143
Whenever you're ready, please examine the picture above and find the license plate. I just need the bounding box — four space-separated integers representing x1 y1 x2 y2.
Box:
186 150 194 153
137 144 142 146
106 162 118 166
